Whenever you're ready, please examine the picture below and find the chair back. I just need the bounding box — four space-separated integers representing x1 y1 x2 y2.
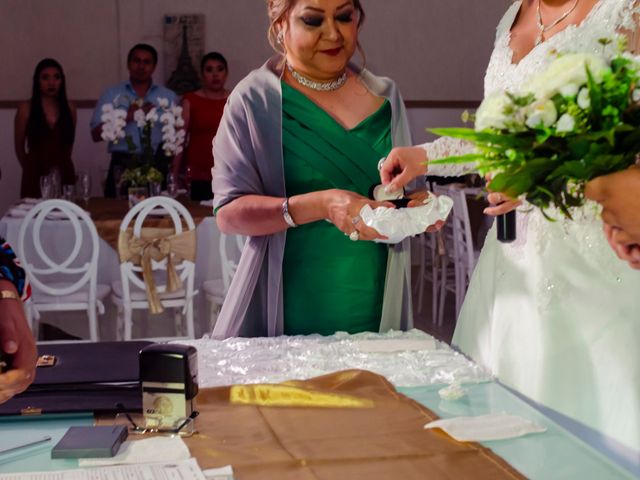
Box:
17 199 99 299
448 187 477 282
219 233 246 293
118 197 196 305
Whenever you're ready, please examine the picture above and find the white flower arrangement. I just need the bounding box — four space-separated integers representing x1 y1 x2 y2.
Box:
100 96 185 157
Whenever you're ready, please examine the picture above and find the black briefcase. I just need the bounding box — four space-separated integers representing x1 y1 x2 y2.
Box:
0 341 152 416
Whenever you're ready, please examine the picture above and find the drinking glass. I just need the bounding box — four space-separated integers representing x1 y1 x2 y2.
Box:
39 175 52 199
78 171 92 208
167 173 178 198
149 181 162 197
50 169 62 198
63 184 75 202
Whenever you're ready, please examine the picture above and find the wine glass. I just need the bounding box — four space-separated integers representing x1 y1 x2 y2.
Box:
167 173 178 198
39 175 52 199
78 171 92 208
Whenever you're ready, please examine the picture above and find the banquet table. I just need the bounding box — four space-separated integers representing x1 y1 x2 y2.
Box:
0 197 222 339
0 330 636 478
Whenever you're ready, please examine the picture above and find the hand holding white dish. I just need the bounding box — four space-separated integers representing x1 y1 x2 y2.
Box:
359 192 453 244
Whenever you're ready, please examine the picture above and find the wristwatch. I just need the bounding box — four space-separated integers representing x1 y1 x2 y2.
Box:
0 290 21 301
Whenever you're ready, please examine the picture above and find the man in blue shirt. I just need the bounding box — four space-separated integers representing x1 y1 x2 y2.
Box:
91 44 177 197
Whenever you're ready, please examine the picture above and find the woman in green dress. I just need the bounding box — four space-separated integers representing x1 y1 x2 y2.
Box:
212 0 428 337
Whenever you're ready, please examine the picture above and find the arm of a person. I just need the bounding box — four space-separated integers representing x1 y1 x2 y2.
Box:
381 138 476 193
172 97 191 180
585 167 640 241
213 93 389 241
0 278 37 404
13 102 29 167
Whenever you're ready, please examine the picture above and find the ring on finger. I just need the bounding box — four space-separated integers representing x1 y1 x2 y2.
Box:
351 215 361 226
349 230 360 242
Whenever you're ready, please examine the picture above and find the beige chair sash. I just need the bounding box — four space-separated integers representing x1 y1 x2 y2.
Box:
118 228 196 314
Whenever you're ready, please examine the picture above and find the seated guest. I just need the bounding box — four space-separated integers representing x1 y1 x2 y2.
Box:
172 52 230 201
90 43 176 197
212 0 427 338
14 58 76 198
0 232 36 405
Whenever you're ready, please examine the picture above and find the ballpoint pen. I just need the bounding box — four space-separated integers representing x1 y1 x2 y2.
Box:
0 436 52 455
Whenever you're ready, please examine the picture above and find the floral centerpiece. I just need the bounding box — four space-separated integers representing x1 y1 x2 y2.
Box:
100 97 185 203
430 40 640 220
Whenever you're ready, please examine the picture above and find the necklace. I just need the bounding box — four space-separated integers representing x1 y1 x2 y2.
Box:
535 0 580 46
286 63 347 92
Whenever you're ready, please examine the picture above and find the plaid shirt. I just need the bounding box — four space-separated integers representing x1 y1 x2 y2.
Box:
0 237 30 300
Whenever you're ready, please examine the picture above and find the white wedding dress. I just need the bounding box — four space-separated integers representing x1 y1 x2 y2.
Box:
425 0 640 452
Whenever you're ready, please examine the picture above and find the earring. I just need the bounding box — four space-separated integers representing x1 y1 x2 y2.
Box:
277 31 284 45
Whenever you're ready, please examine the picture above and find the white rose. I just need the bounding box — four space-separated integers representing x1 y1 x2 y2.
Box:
577 88 591 109
157 97 169 109
559 83 579 98
101 103 114 114
556 113 576 133
475 92 513 131
175 117 185 128
524 53 608 100
525 100 558 128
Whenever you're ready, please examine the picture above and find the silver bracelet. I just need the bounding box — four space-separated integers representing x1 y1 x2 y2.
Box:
281 198 297 228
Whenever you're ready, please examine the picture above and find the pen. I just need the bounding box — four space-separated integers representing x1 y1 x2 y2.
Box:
0 436 52 455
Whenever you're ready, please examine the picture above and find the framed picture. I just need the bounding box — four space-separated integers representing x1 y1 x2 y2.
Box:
164 14 205 95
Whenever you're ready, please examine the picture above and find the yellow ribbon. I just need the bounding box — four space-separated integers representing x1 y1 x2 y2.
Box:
230 384 374 408
118 228 196 314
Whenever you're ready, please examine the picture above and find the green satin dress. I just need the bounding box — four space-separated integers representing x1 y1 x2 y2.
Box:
281 82 392 335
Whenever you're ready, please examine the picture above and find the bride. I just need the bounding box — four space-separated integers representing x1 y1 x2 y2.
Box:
380 0 640 452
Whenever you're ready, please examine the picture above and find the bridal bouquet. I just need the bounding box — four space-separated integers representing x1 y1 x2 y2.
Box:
100 97 185 185
430 46 640 218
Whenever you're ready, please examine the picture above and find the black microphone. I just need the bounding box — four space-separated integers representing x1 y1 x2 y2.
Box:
497 211 516 243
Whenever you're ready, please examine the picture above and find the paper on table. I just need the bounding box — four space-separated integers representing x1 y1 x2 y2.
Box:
424 412 547 442
354 338 436 353
203 465 235 480
1 458 205 480
79 436 190 467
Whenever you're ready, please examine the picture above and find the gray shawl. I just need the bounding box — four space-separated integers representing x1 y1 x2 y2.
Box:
211 56 419 338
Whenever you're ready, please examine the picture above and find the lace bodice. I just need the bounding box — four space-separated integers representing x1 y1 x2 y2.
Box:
425 0 638 177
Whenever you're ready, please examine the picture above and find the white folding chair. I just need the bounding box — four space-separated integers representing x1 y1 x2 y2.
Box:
17 199 109 341
202 233 245 331
111 197 198 340
432 185 481 326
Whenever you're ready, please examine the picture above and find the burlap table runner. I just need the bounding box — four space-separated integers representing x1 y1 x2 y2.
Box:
85 197 213 250
184 370 524 479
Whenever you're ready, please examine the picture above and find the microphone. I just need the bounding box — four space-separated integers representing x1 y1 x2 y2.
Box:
497 211 516 243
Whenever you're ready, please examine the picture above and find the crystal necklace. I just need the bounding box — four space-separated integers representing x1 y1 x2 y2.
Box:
286 63 347 92
535 0 580 46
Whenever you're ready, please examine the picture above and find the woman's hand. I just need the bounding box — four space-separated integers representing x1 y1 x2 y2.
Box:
379 147 428 194
0 282 37 404
323 189 392 241
603 224 640 269
483 175 522 216
406 191 445 233
585 166 640 244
